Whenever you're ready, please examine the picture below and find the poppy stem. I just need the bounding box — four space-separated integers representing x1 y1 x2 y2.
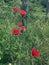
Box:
20 0 29 27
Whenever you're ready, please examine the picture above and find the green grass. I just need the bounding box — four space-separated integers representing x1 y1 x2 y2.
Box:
0 0 49 65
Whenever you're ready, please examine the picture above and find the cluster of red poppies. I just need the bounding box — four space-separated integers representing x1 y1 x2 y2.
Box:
13 7 27 16
12 7 26 35
12 7 41 57
12 23 26 35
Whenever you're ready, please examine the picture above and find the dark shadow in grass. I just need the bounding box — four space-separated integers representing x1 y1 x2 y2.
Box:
4 0 12 3
0 53 12 64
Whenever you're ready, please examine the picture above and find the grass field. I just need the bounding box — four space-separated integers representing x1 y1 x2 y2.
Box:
0 0 49 65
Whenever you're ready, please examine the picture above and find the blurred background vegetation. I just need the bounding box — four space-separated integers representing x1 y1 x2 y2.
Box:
0 0 49 65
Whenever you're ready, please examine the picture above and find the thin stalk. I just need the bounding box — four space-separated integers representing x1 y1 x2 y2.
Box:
45 0 49 21
20 0 29 27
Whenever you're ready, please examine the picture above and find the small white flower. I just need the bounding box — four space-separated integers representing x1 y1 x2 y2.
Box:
9 63 12 65
20 2 22 5
0 57 1 60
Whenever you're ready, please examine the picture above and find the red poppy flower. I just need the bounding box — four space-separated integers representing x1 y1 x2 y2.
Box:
20 10 27 16
13 7 19 12
20 27 26 32
12 28 20 35
18 22 23 27
31 48 40 57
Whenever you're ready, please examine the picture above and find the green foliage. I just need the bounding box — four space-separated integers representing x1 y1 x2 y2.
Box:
0 0 49 65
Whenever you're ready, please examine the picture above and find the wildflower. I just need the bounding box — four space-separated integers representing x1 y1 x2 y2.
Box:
20 27 26 32
9 63 12 65
20 10 27 16
31 48 40 57
13 7 19 12
12 28 20 35
18 22 23 27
